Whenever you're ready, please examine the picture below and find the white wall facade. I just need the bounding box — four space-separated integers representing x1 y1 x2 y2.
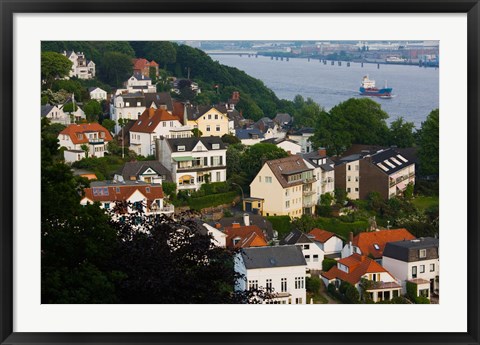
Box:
299 243 324 270
345 160 360 200
202 223 227 247
387 164 416 199
382 256 439 293
90 88 107 101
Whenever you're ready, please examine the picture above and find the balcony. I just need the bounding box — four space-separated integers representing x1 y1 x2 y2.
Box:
303 199 316 208
304 177 317 184
89 138 105 145
177 164 226 172
389 173 415 187
303 189 316 196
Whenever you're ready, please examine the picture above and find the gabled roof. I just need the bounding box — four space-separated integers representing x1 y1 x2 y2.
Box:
130 108 180 133
215 214 274 240
59 123 113 145
133 58 159 71
353 229 416 259
224 225 267 249
83 181 164 203
290 127 315 135
309 228 338 244
227 109 244 128
240 245 307 269
116 160 172 182
265 156 313 188
280 229 313 245
321 253 393 285
274 113 292 125
131 72 151 81
144 92 173 112
41 104 55 117
88 87 106 93
166 136 226 153
236 128 264 140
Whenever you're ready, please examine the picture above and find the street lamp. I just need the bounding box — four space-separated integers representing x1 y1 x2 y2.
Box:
230 182 245 201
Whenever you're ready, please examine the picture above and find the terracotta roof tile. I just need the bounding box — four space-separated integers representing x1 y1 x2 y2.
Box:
83 184 164 203
59 123 113 145
309 228 336 243
266 156 314 189
224 225 268 249
130 108 180 133
353 229 416 259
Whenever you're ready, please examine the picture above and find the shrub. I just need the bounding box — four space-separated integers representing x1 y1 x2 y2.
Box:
188 191 238 211
322 258 337 272
306 276 321 293
162 182 177 197
327 283 336 296
265 216 291 238
345 284 360 304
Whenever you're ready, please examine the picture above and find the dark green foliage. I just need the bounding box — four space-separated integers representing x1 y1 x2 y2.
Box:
406 281 430 304
83 100 103 122
71 155 126 180
101 119 116 133
98 51 133 87
306 276 321 293
388 117 416 148
221 133 241 145
291 95 326 128
265 216 292 238
334 188 347 205
345 284 360 304
417 109 439 177
149 66 158 84
322 258 337 272
291 215 316 233
187 191 239 211
242 143 288 186
41 51 73 88
162 181 177 197
51 79 87 100
199 181 231 195
62 102 77 113
191 128 203 137
327 283 337 296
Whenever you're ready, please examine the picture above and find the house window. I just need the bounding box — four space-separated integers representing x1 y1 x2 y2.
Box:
266 279 272 291
146 187 150 193
355 165 359 171
420 265 425 273
216 172 221 181
412 266 417 278
347 176 351 182
355 188 359 192
305 255 310 262
215 114 218 119
259 176 262 183
348 165 351 171
216 125 220 131
304 244 310 250
115 187 120 193
206 125 211 132
419 249 427 258
265 176 272 183
208 114 212 119
419 289 429 298
285 201 290 208
430 264 435 272
163 122 166 127
347 188 351 193
313 254 319 262
355 176 359 182
281 278 287 292
170 121 173 127
104 202 110 209
248 280 258 290
295 277 304 289
178 146 185 152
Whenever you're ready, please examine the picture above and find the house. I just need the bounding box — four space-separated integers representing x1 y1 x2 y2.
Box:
129 108 192 157
133 58 159 78
195 221 227 248
114 160 172 185
156 136 227 191
254 117 285 141
383 237 439 298
308 228 343 258
274 113 293 129
261 138 301 155
41 104 69 125
89 87 107 101
235 128 265 146
250 155 317 218
334 148 415 200
321 253 402 303
80 180 174 216
58 123 113 162
187 105 231 137
302 148 335 204
280 229 324 271
215 213 275 241
62 50 95 79
224 223 268 249
287 128 315 154
341 228 416 262
125 72 157 93
235 245 307 304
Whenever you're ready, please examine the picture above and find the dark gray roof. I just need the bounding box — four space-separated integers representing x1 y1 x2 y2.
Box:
117 161 172 182
302 151 335 171
240 245 307 269
41 104 55 117
291 127 315 135
274 113 292 125
216 214 274 240
227 109 244 128
132 72 151 81
383 237 439 262
166 136 226 153
144 92 173 112
370 148 413 175
236 128 264 140
280 229 314 245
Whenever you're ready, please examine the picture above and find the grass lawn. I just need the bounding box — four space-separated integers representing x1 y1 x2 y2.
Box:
315 217 369 241
412 196 439 211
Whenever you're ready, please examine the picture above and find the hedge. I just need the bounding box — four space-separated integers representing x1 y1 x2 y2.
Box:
265 216 291 238
188 191 239 211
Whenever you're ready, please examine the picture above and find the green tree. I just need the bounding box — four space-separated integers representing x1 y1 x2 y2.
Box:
83 100 103 122
389 117 416 148
417 109 439 177
98 51 133 87
41 51 72 88
51 79 86 101
191 128 203 137
149 66 158 84
221 133 241 145
143 41 177 68
80 144 89 158
62 102 77 113
334 188 347 205
101 119 116 133
242 143 288 186
312 98 390 155
322 258 337 272
306 276 321 293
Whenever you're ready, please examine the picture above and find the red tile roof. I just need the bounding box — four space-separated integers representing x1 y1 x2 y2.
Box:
224 225 268 249
133 58 159 71
59 123 113 145
83 184 164 203
130 108 180 133
309 228 336 243
321 253 392 285
353 229 416 259
172 101 186 124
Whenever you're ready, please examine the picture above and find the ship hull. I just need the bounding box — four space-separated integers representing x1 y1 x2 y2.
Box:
359 87 393 98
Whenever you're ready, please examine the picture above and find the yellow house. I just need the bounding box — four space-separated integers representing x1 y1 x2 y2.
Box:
250 156 316 218
187 105 230 137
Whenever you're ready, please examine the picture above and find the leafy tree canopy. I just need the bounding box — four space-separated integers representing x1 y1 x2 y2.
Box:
41 52 72 88
417 109 439 177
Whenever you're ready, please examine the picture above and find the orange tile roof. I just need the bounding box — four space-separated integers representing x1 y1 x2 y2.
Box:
59 123 113 145
133 58 159 70
130 108 180 133
321 253 391 285
353 229 416 259
309 228 336 243
224 225 268 249
172 101 186 124
83 184 164 203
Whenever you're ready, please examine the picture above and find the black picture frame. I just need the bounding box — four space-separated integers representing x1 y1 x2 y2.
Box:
1 1 479 344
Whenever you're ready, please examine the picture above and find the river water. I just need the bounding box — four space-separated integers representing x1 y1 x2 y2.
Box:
211 54 439 128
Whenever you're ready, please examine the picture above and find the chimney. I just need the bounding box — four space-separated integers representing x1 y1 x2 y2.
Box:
318 147 327 157
243 213 250 226
215 223 222 229
232 222 240 228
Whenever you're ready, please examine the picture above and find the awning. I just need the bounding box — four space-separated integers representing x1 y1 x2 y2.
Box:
396 181 407 190
172 156 194 162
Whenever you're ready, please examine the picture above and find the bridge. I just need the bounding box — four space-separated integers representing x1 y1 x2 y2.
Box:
205 50 258 56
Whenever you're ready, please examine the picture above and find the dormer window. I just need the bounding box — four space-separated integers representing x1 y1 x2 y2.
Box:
146 187 150 193
212 143 220 150
419 249 427 258
77 133 83 139
373 244 380 250
233 237 241 246
178 145 185 152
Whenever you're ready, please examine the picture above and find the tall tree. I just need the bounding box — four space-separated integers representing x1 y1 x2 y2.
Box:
417 109 439 177
83 100 103 122
242 143 289 187
98 51 133 87
41 51 72 88
143 41 177 68
388 117 416 148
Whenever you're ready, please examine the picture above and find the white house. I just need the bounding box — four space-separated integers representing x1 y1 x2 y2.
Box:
41 104 69 125
235 128 265 146
58 123 113 162
114 160 172 185
288 128 315 154
156 136 227 191
125 72 156 93
89 87 107 101
321 253 402 303
261 138 301 155
199 223 227 247
382 237 439 298
80 180 174 216
281 230 324 271
302 148 335 204
308 228 343 258
129 108 192 157
62 51 95 79
235 245 307 304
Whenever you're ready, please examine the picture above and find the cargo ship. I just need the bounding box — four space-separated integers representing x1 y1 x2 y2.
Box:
359 75 393 99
